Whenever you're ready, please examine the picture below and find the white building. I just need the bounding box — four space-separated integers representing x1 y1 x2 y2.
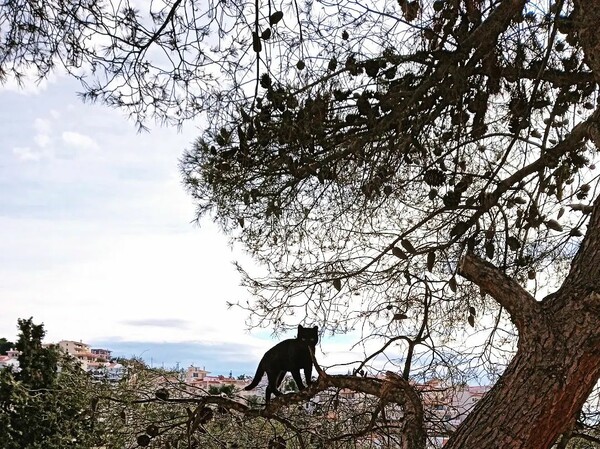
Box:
184 365 250 395
0 349 20 371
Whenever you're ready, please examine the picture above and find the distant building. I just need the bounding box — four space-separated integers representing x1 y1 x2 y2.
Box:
184 365 249 393
185 365 209 382
0 349 19 371
54 339 129 380
91 348 112 361
88 362 126 382
58 340 90 355
58 340 98 370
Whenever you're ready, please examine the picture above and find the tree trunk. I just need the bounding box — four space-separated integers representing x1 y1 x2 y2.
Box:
445 299 600 449
445 191 600 448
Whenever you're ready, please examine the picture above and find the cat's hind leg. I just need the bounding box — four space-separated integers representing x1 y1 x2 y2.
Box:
265 385 279 405
266 372 284 404
272 371 286 395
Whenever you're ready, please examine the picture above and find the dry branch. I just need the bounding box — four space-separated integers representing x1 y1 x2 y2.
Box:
458 253 541 336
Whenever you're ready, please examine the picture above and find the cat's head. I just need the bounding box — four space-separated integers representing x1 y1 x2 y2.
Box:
297 324 319 346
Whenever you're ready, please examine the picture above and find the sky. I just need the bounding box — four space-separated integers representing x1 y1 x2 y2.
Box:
0 74 325 376
0 71 498 383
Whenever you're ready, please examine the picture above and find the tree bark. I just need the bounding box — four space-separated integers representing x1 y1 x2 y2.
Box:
443 302 600 448
445 195 600 449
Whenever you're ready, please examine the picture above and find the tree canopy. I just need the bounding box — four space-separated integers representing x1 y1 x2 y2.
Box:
0 337 14 354
3 0 600 448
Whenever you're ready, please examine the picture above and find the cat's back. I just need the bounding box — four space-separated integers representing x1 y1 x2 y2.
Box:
264 338 297 357
263 338 311 364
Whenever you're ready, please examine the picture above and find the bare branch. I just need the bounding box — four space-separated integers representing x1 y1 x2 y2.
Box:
458 253 541 334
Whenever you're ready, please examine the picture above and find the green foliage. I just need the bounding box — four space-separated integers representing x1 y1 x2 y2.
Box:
14 317 59 389
0 337 14 354
208 383 236 397
283 377 298 393
0 318 103 449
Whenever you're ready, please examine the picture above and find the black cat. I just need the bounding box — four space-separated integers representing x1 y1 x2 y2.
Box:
244 325 319 404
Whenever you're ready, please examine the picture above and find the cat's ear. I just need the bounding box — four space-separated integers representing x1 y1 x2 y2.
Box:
298 324 303 331
313 326 318 331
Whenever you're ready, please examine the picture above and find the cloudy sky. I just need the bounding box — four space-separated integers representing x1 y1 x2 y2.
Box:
0 74 325 376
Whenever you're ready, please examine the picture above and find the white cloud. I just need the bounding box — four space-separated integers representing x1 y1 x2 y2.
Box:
12 146 42 162
61 131 99 150
31 117 53 152
33 117 52 134
34 133 51 148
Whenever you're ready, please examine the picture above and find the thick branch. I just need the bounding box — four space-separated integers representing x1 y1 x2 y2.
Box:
463 0 526 59
573 0 600 151
266 373 425 449
573 0 600 84
458 253 541 334
382 371 425 449
497 66 595 87
110 370 426 448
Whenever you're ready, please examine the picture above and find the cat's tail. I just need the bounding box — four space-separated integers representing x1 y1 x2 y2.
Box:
244 364 265 391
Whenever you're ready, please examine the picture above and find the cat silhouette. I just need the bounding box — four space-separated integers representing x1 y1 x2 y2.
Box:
244 325 318 404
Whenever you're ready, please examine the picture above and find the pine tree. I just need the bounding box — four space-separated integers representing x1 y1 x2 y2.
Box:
0 318 99 449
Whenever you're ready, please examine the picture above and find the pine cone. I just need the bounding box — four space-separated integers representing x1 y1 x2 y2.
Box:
423 169 446 186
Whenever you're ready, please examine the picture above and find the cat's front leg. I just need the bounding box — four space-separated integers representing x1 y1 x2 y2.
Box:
303 365 313 386
291 369 306 390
